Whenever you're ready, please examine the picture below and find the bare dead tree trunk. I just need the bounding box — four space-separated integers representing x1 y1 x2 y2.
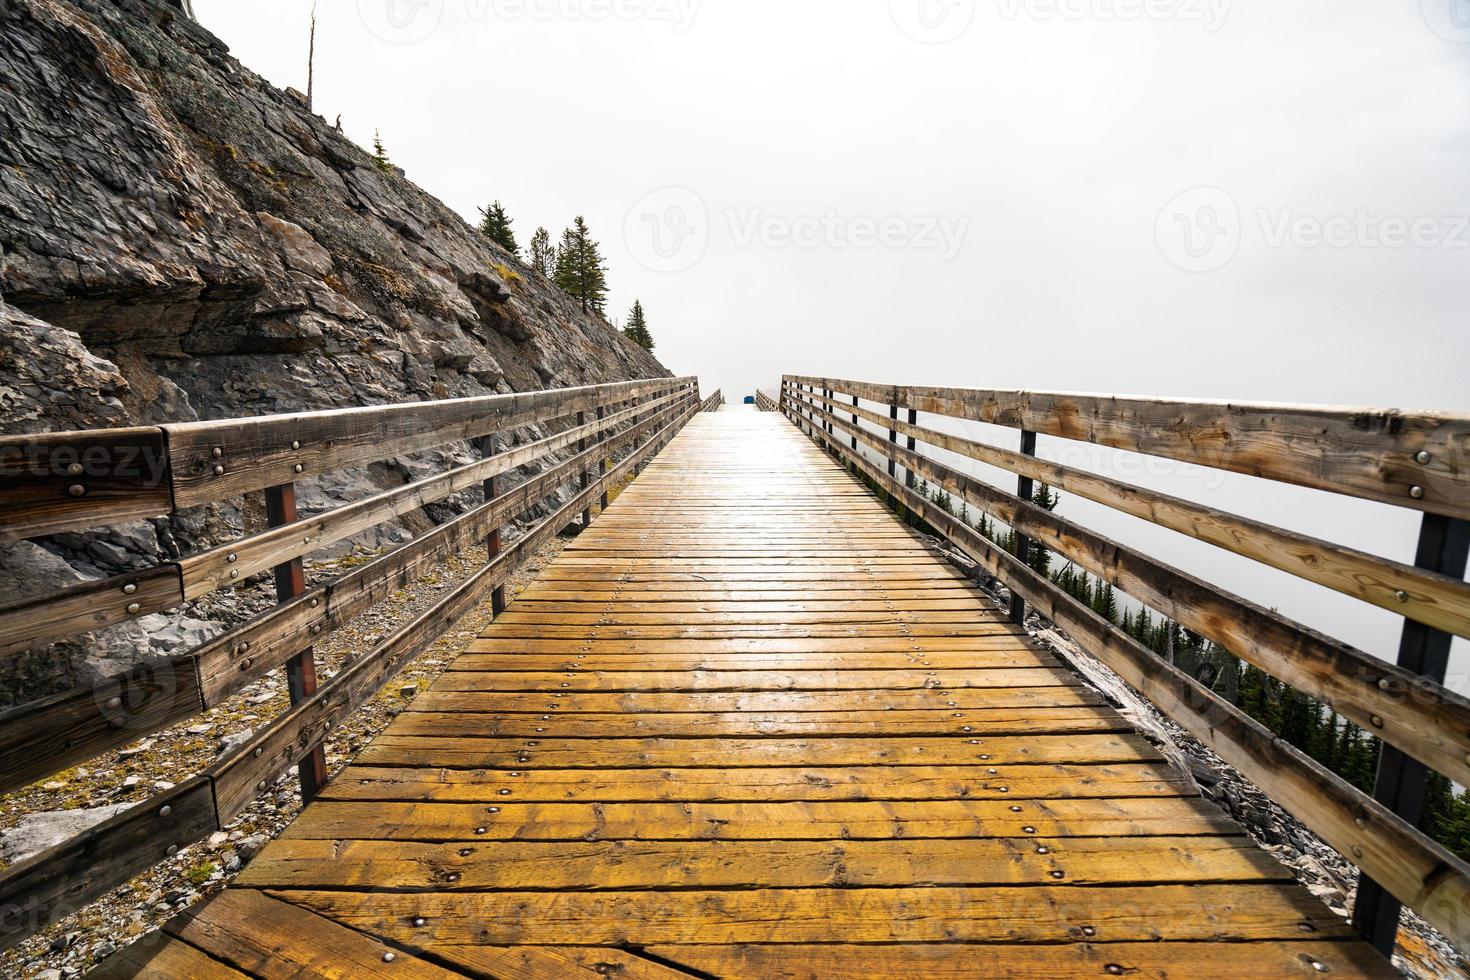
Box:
306 3 317 112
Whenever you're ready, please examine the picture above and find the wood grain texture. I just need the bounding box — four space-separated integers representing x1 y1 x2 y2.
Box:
0 427 172 541
793 398 1470 953
163 889 459 978
786 374 1470 520
832 392 1470 638
804 390 1470 789
86 407 1392 976
166 377 692 509
0 778 217 953
269 884 1352 945
645 942 1399 979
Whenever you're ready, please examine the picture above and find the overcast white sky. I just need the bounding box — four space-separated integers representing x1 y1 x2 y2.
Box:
194 0 1469 685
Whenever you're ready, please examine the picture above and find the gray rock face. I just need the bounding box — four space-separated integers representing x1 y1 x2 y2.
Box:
0 804 134 864
0 0 671 703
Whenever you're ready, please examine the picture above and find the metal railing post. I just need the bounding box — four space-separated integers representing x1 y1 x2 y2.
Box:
1353 512 1470 955
475 434 506 615
263 482 328 802
1009 430 1038 626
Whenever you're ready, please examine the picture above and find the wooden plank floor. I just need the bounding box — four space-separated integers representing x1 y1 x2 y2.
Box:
96 408 1393 979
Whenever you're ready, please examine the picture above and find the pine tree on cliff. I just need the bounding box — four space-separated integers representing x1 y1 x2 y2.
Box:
529 227 556 277
554 217 608 315
372 130 393 173
478 201 519 256
623 300 655 352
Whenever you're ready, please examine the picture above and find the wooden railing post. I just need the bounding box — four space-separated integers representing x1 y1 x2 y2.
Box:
474 434 506 615
887 402 899 507
1353 512 1470 954
598 405 610 512
263 482 328 802
849 394 859 473
632 394 643 477
1009 430 1038 626
578 410 591 528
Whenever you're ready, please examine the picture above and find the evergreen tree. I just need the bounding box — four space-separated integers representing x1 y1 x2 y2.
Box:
1311 713 1341 771
1092 583 1118 624
1027 484 1060 575
622 300 655 352
1277 687 1320 753
1238 665 1277 729
478 201 519 256
372 130 393 173
553 217 609 315
529 227 556 278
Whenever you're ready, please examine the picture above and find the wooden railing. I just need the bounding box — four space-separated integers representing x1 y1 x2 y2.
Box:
0 376 701 950
781 375 1470 957
754 390 779 412
700 389 725 413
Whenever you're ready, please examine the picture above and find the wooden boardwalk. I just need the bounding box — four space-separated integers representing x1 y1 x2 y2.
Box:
96 409 1393 978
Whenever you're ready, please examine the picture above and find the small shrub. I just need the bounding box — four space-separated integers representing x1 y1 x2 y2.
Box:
185 862 218 885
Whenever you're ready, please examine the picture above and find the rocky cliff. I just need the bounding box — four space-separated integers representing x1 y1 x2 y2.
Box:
0 0 669 700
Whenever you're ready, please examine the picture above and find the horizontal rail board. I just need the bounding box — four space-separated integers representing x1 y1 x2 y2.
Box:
0 387 690 657
166 377 692 510
799 393 1470 788
0 777 216 951
0 395 698 796
827 390 1470 640
0 391 700 953
0 427 172 541
208 394 700 822
788 375 1470 520
792 399 1470 950
177 387 688 600
0 564 184 660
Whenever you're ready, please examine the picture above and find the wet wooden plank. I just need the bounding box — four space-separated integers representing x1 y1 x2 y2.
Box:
267 884 1353 945
410 687 1102 714
89 930 250 980
164 889 461 978
430 945 697 979
428 667 1080 693
114 409 1389 974
645 942 1399 979
279 798 1230 843
388 707 1128 738
320 763 1194 803
242 836 1288 890
355 732 1162 769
